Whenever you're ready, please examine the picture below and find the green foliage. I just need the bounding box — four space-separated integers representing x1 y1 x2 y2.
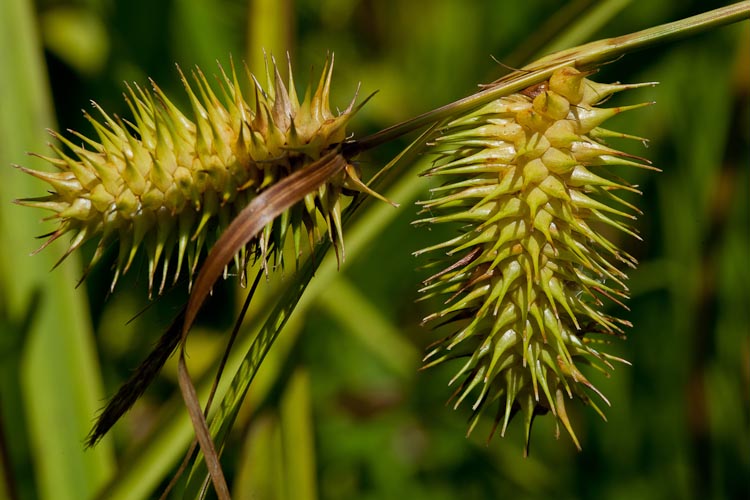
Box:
1 0 747 499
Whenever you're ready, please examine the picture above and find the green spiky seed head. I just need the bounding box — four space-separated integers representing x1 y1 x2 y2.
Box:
17 55 373 295
415 67 656 452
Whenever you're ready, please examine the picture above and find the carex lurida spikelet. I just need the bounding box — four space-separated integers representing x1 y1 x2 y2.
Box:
415 67 657 452
16 55 375 295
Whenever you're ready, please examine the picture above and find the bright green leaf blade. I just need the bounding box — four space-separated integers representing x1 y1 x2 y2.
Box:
0 1 115 499
279 369 317 500
233 413 284 500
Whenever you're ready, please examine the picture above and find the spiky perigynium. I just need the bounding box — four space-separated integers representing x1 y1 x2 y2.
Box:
415 67 656 452
16 56 375 295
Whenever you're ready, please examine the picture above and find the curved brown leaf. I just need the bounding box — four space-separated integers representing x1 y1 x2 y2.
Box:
181 148 347 340
177 148 348 498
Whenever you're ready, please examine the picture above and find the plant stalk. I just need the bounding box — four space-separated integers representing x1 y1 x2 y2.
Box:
351 1 750 153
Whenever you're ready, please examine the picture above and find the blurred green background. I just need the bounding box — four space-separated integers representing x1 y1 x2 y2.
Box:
0 0 748 499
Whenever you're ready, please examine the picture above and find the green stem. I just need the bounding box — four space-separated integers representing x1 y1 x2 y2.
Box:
352 1 750 152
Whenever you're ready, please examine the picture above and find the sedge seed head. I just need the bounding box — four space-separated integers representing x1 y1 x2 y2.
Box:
17 55 371 295
416 66 655 452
